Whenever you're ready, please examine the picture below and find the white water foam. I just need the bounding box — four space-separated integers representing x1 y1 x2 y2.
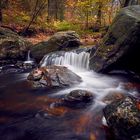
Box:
41 51 90 72
40 51 127 106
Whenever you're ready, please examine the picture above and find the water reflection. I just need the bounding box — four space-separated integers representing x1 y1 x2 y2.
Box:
0 70 139 140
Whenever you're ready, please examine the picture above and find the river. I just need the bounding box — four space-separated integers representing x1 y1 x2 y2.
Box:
0 50 139 140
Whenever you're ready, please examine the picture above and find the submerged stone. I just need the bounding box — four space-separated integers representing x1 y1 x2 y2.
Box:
62 90 94 108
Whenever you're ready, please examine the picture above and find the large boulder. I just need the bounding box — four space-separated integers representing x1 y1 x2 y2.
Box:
27 65 82 88
89 6 140 75
103 96 140 140
31 31 81 61
0 27 32 64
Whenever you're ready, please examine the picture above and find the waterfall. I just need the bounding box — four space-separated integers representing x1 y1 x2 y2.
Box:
40 49 124 110
27 50 31 61
40 49 123 100
24 50 34 64
40 51 90 71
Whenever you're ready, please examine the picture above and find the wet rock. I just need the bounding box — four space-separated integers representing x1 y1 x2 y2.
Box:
88 46 97 56
89 6 140 75
62 90 94 108
103 96 140 140
31 31 81 61
0 60 36 74
0 27 32 62
0 60 17 66
73 47 92 54
23 61 36 69
0 64 23 74
27 65 82 88
15 60 36 70
102 92 127 105
0 27 18 37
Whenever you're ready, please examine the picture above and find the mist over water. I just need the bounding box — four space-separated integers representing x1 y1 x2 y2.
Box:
41 51 90 71
41 51 125 104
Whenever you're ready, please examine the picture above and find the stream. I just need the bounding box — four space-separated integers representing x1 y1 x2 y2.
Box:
0 50 139 140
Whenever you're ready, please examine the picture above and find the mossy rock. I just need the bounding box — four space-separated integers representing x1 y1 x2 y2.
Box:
89 6 140 75
103 96 140 139
0 27 32 63
31 31 81 61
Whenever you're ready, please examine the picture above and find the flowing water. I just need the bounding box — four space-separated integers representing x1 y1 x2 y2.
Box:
40 51 126 102
41 51 90 71
24 50 34 65
0 50 139 140
27 50 31 61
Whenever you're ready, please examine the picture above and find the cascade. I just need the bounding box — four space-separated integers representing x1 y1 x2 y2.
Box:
27 50 31 61
24 50 34 65
40 50 123 104
41 51 90 71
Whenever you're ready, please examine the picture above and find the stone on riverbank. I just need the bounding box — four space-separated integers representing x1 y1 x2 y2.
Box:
89 6 140 75
31 31 81 61
0 27 32 64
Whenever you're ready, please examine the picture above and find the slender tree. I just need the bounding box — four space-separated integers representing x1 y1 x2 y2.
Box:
95 1 103 28
48 0 65 22
48 0 56 21
58 0 65 21
0 0 8 23
23 0 48 33
0 7 2 23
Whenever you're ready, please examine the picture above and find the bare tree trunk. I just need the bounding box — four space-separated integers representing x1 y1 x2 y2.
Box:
25 0 39 31
85 11 89 29
96 2 102 28
23 0 47 35
108 3 113 24
137 0 140 4
0 8 2 23
48 0 65 22
48 0 57 21
55 0 58 20
58 0 65 21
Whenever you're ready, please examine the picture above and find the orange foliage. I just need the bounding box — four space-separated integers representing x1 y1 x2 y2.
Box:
25 33 50 45
89 132 96 140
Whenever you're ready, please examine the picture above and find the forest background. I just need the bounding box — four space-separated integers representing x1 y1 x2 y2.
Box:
0 0 139 45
